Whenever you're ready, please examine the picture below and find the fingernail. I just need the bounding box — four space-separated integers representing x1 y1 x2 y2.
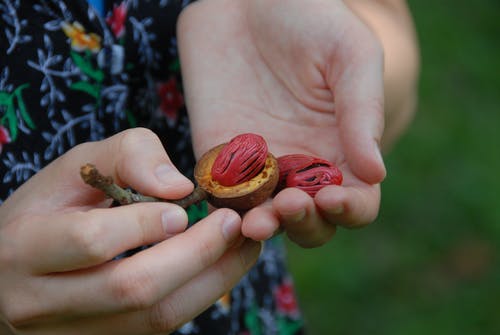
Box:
155 164 190 186
161 208 187 236
329 205 344 215
283 209 306 224
222 211 241 242
240 239 262 267
374 143 387 179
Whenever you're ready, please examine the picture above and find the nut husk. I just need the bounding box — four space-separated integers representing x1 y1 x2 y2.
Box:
195 144 279 211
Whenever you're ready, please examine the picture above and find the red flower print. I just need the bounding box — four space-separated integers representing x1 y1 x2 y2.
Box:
274 280 300 317
0 126 11 153
106 2 127 38
157 78 184 124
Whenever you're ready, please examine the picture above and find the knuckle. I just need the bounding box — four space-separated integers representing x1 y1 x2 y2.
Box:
117 128 159 155
69 215 109 262
114 128 162 177
148 300 181 333
1 298 40 329
0 214 34 268
109 269 159 311
135 209 153 246
196 238 218 270
213 259 236 293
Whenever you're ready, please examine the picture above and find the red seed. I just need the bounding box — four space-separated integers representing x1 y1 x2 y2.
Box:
277 154 342 196
211 133 268 186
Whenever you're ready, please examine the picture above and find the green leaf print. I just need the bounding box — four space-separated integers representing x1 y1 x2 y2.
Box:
125 109 137 128
244 303 262 335
0 92 9 105
168 58 181 73
277 316 303 335
242 301 303 335
71 81 100 99
0 83 33 142
14 84 34 130
70 51 104 82
6 103 17 141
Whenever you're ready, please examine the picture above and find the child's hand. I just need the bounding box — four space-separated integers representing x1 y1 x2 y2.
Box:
0 128 261 334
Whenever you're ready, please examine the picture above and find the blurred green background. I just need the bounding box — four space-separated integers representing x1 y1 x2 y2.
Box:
286 0 500 334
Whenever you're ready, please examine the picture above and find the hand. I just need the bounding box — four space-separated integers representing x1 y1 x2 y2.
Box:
178 0 386 247
0 128 261 334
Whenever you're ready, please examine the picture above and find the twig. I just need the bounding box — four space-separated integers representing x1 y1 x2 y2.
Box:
80 163 207 208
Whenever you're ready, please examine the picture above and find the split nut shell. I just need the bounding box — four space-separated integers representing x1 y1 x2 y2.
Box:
195 144 279 211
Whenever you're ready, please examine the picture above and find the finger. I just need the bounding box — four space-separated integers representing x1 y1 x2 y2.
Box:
29 239 261 335
272 188 337 248
328 20 386 184
120 238 261 334
3 128 193 217
314 183 381 228
241 201 281 241
21 202 188 274
30 209 243 318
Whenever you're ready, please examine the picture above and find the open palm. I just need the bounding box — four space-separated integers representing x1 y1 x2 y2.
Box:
178 0 386 247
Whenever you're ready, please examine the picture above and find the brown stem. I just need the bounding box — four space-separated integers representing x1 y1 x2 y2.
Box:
169 187 208 209
80 163 207 209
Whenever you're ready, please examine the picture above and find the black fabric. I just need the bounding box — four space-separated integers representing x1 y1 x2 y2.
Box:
0 1 306 333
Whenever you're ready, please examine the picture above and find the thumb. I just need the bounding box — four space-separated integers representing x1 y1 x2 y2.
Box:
330 24 386 184
3 128 193 215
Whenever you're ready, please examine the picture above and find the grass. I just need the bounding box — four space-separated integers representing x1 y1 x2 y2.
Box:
286 0 500 334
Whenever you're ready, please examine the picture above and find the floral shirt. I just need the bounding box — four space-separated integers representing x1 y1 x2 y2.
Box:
0 1 305 334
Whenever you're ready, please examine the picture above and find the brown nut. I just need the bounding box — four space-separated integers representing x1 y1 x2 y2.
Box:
195 143 279 211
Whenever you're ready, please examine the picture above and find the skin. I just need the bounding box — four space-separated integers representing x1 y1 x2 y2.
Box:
178 0 418 246
0 0 419 333
0 128 262 334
